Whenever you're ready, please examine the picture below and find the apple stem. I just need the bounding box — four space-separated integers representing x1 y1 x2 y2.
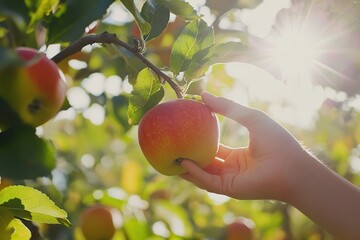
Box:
175 158 184 165
52 31 184 99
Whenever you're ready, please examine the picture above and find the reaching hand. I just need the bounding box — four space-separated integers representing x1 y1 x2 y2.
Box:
180 91 309 201
180 92 360 240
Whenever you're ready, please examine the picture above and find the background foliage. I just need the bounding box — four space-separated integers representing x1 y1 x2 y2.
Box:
1 0 360 239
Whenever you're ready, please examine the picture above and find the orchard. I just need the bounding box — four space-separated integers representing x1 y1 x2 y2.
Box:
0 0 360 239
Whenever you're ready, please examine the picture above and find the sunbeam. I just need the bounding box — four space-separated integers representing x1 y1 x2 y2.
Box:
245 0 360 95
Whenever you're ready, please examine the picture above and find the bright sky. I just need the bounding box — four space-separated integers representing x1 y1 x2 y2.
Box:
239 0 291 37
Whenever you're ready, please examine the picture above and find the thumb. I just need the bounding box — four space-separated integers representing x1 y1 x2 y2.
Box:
201 91 260 129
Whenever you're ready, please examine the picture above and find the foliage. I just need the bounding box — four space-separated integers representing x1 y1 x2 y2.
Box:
0 0 360 239
0 185 70 239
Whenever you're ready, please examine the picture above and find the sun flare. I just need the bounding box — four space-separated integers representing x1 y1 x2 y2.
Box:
272 30 319 78
250 0 360 95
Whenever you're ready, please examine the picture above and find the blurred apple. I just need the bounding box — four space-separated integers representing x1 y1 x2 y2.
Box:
138 99 219 176
227 217 255 240
0 47 66 130
79 204 116 240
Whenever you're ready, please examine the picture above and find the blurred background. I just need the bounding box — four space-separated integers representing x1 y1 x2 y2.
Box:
1 0 360 239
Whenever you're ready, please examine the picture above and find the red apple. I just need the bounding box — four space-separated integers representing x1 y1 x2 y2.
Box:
138 99 219 176
0 47 66 129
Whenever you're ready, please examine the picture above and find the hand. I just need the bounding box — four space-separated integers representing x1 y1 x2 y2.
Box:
181 92 310 202
181 92 360 239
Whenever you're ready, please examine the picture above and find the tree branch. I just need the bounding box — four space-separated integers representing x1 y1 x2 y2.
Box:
52 31 184 98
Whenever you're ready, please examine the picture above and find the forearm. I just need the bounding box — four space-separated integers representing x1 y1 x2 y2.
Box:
286 154 360 239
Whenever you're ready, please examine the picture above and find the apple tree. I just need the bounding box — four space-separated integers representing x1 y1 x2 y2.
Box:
0 0 360 239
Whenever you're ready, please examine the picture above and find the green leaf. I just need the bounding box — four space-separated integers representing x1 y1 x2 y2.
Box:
47 0 114 43
170 19 214 75
128 68 164 125
185 41 247 81
0 97 23 130
112 94 131 132
112 46 147 84
25 0 60 32
0 185 71 227
0 207 15 240
140 0 170 42
0 2 34 46
123 55 147 85
0 1 28 31
120 0 151 35
0 126 56 180
0 207 31 240
157 0 199 21
123 217 150 240
153 200 193 237
5 218 31 240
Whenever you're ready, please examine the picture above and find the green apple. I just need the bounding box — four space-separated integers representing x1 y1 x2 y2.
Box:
0 47 66 129
138 99 220 176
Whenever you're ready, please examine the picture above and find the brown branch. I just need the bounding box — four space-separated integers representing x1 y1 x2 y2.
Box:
52 31 184 98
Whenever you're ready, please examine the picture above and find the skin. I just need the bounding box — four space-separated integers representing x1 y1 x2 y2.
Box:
181 92 360 240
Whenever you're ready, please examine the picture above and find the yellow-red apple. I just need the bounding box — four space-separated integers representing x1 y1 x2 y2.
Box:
0 47 66 129
79 204 116 240
138 99 219 175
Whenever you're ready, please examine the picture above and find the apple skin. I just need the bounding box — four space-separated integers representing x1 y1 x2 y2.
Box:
79 205 116 240
138 99 219 176
0 47 66 129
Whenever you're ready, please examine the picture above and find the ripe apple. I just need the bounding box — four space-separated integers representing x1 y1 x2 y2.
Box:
79 204 116 240
0 47 66 129
226 218 255 240
138 99 219 176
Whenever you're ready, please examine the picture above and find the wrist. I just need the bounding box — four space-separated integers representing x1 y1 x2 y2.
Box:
282 150 319 205
281 151 360 239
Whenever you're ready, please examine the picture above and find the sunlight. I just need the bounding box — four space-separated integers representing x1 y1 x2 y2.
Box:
272 30 319 78
83 103 106 125
240 0 291 37
223 63 325 129
249 0 359 94
222 0 360 131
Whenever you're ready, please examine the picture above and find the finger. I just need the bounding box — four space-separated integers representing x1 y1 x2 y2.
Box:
216 144 235 160
180 159 222 192
203 157 225 175
181 159 212 179
180 170 211 190
202 91 261 129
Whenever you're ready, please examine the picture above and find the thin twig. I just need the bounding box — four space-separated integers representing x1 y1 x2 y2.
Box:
52 31 183 98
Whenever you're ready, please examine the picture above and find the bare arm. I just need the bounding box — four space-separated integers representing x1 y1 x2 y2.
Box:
180 92 360 239
286 153 360 240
